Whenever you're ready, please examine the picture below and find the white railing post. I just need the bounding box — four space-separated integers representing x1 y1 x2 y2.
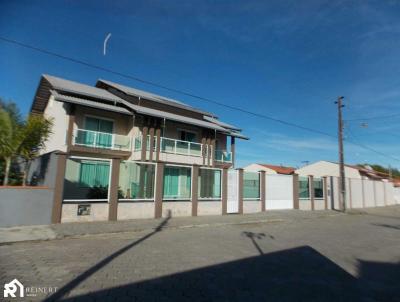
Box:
174 140 177 154
93 131 97 148
188 142 191 155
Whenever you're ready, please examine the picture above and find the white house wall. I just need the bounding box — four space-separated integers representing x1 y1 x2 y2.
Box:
296 161 361 179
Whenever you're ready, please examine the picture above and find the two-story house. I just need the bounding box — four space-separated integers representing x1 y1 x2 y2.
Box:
30 74 248 223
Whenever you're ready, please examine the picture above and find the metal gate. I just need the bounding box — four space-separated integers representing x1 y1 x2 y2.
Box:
227 169 239 213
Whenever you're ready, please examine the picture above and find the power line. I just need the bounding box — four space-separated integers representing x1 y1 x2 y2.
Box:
1 35 399 164
0 35 337 138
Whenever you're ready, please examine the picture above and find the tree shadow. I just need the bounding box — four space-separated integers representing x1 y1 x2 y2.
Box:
44 211 171 301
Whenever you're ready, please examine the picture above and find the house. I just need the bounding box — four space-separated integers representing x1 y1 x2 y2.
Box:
295 161 364 179
244 163 295 175
29 74 248 223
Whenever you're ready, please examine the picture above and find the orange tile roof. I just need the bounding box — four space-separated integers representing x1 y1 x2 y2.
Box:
258 164 296 175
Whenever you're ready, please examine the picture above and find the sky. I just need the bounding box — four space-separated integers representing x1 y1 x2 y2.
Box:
0 0 399 169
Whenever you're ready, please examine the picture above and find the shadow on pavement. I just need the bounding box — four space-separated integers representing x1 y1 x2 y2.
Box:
371 223 400 230
59 245 400 302
45 211 171 301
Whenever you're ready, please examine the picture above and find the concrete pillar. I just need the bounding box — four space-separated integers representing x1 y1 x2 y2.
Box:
231 136 236 168
191 165 199 216
66 105 75 151
141 126 148 161
148 127 155 162
309 175 315 211
323 176 328 210
348 178 353 209
201 137 206 166
238 168 244 214
51 152 67 224
361 177 366 208
155 128 161 162
222 168 228 215
260 170 266 212
154 162 164 218
108 158 121 221
211 138 216 167
206 138 211 166
293 174 299 209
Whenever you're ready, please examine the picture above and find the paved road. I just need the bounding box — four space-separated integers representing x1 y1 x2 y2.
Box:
1 207 399 301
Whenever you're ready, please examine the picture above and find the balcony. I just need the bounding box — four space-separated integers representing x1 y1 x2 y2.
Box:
215 150 232 163
73 129 131 151
134 136 207 157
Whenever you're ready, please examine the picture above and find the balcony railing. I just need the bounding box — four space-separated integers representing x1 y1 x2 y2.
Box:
215 150 232 163
134 135 206 157
73 129 131 151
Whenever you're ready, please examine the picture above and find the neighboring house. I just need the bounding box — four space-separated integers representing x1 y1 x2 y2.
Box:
244 163 295 175
295 161 363 179
30 74 248 222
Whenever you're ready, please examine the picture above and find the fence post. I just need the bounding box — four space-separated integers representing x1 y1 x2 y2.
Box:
309 175 314 211
222 168 228 215
108 158 121 221
51 152 67 224
348 178 352 209
293 174 299 209
323 176 328 210
260 171 266 212
154 162 164 218
191 165 199 216
361 177 366 208
238 168 244 214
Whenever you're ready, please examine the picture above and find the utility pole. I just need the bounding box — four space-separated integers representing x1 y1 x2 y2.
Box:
335 96 346 212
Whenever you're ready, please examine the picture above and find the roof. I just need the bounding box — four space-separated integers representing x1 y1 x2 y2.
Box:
43 74 121 103
97 79 214 117
32 74 248 139
258 164 295 175
50 90 132 115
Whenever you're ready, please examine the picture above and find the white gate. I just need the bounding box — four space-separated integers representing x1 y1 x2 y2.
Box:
265 174 293 210
227 169 239 213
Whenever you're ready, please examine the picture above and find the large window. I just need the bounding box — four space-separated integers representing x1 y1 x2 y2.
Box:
163 166 191 200
243 172 260 199
313 178 324 199
299 177 310 199
63 157 111 201
198 168 221 199
78 117 114 148
119 161 155 200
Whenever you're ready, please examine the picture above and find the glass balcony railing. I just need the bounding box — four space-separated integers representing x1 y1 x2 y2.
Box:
215 150 232 163
74 129 131 151
134 135 205 157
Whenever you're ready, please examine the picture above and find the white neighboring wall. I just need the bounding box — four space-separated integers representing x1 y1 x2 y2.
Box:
41 96 69 154
244 164 278 174
295 161 361 178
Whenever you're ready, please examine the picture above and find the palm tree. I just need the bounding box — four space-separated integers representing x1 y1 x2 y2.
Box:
0 100 53 186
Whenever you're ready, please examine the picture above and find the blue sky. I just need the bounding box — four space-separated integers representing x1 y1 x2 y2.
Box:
0 0 399 169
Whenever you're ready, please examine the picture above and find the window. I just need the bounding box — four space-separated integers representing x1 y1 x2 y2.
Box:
63 158 110 201
82 117 114 148
163 166 191 200
243 172 260 199
299 177 309 199
313 178 324 199
119 161 155 200
179 130 196 142
198 169 221 199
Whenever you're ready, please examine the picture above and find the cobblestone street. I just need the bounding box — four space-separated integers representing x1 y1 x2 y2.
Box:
1 207 399 301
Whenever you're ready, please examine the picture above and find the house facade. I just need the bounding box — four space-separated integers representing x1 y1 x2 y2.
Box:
30 74 248 223
244 163 295 175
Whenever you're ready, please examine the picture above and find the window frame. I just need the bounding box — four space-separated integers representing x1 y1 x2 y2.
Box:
163 164 193 201
243 171 261 201
198 167 223 201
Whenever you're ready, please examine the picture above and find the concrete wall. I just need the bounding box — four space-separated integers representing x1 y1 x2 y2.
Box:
42 97 69 154
27 151 59 187
375 182 385 207
162 201 192 217
198 201 221 216
61 203 109 223
299 199 312 211
117 202 154 220
314 199 325 210
0 188 54 227
243 200 261 213
394 188 400 203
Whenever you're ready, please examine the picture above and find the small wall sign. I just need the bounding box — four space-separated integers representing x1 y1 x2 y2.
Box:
77 204 91 216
